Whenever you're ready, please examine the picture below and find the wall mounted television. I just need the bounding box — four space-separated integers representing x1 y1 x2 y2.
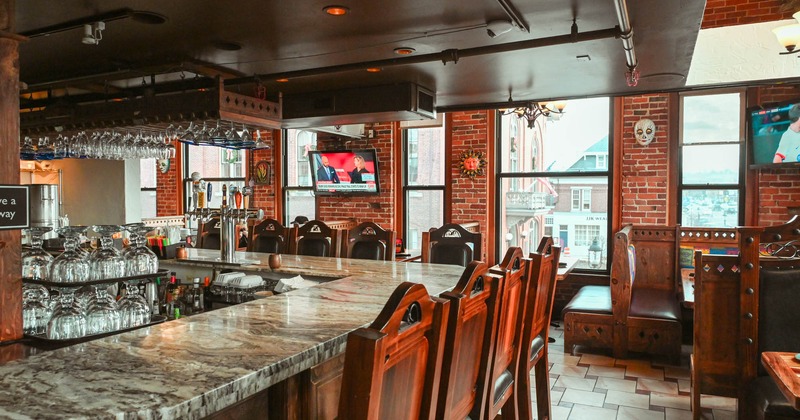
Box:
309 149 381 195
749 99 800 168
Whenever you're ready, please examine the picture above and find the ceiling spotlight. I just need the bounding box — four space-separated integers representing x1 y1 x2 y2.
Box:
323 5 349 16
394 47 416 55
366 67 381 73
81 22 104 45
486 20 514 39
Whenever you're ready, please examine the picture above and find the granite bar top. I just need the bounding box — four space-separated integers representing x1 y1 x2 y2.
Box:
0 249 465 419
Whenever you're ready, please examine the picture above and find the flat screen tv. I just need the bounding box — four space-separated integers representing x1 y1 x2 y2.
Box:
749 99 800 167
309 149 381 195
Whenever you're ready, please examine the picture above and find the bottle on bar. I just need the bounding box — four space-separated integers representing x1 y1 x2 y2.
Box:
203 276 212 311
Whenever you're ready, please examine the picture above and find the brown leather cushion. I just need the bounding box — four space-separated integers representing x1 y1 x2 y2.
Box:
351 241 386 260
743 376 800 419
561 285 612 319
298 238 330 257
430 242 473 267
200 233 221 250
530 334 545 362
253 235 282 253
629 288 681 321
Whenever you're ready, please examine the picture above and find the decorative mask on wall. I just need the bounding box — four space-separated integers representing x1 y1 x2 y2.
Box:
634 118 656 146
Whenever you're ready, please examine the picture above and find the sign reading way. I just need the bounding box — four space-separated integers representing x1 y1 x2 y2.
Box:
0 185 30 230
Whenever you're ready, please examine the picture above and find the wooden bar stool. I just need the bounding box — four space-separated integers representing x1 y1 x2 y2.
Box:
290 219 340 257
247 218 291 253
338 281 450 420
344 221 396 261
516 237 561 420
437 260 497 419
484 247 528 419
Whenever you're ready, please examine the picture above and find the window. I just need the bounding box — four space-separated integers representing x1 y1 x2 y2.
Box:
571 187 591 211
140 158 157 219
403 126 446 253
498 97 611 269
182 144 247 230
284 129 316 224
679 90 745 228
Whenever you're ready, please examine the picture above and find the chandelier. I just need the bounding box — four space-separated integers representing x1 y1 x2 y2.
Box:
503 101 567 129
772 11 800 54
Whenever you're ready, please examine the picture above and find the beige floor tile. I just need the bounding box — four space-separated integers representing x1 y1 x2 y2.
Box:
588 365 627 379
699 394 737 411
605 390 650 410
595 377 637 393
677 379 691 394
617 406 665 420
550 352 583 366
580 353 617 367
664 407 693 420
615 358 652 368
664 366 691 380
712 409 736 420
550 404 572 420
561 389 607 408
551 363 589 378
624 364 665 381
556 375 597 392
650 392 691 411
568 404 618 420
638 378 679 395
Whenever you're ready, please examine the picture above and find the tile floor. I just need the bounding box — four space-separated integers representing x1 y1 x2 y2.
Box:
532 325 738 420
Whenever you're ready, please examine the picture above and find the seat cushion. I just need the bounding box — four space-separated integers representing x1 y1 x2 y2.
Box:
298 238 330 257
430 242 472 267
351 241 385 260
561 285 612 319
530 334 545 362
629 288 681 321
201 233 221 250
254 235 281 253
743 375 800 419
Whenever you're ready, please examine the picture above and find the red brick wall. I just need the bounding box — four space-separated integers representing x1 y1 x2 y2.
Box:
249 130 278 216
156 140 180 216
450 111 491 261
702 0 792 29
316 123 395 229
620 94 671 225
756 84 800 225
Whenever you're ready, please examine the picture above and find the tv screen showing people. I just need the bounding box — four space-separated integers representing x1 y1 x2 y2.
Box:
309 150 380 194
750 101 800 166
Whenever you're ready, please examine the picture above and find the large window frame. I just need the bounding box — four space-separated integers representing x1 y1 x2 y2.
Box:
495 98 614 272
181 144 247 228
282 129 317 225
402 126 446 253
678 89 746 228
140 158 157 219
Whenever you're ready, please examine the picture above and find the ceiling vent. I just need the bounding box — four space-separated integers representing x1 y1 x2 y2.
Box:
281 82 435 128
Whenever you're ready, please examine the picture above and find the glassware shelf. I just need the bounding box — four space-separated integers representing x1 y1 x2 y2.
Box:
21 268 169 289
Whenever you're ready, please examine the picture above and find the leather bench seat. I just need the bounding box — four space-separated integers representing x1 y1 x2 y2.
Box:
629 288 681 321
561 285 612 318
743 376 800 419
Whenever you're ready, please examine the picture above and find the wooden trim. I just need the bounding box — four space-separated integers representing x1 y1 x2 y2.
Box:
444 113 453 224
611 97 624 234
745 87 760 226
174 138 184 215
0 3 22 341
273 128 284 222
667 92 680 226
485 110 496 266
393 122 403 235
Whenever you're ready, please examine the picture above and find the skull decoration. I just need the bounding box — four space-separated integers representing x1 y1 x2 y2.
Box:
634 118 656 146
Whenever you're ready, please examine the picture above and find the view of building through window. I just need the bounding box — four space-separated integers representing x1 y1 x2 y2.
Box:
139 158 157 219
182 145 246 229
284 129 317 224
680 91 744 227
498 97 611 270
403 127 445 252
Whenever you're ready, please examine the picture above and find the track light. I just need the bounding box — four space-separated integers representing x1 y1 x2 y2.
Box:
81 22 104 45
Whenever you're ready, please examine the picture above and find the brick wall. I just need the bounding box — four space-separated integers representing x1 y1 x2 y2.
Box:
702 0 792 29
249 130 277 216
156 139 180 216
316 123 395 229
620 94 671 225
450 111 491 261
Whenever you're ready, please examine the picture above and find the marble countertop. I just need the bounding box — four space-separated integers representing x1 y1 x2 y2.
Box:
0 249 465 419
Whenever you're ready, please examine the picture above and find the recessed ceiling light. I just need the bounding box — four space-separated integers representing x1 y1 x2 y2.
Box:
394 47 416 55
276 78 289 83
323 5 349 16
366 67 381 73
129 11 168 25
212 40 242 51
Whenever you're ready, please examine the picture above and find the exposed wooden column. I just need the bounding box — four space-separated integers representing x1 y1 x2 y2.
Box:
0 0 23 341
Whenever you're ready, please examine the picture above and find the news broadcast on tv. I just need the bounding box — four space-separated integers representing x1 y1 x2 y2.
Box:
310 150 380 194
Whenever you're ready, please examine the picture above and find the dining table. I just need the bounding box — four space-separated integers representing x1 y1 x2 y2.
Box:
761 351 800 410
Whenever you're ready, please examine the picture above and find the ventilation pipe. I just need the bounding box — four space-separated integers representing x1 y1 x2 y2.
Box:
613 0 639 86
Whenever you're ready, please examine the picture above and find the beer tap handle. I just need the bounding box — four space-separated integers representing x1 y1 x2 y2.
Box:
235 191 243 210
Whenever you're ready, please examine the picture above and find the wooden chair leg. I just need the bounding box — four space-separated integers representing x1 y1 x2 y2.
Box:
534 355 551 420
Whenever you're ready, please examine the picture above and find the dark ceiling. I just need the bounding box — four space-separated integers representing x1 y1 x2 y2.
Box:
14 0 705 123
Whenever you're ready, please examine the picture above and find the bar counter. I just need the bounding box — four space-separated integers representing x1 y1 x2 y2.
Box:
0 249 465 419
